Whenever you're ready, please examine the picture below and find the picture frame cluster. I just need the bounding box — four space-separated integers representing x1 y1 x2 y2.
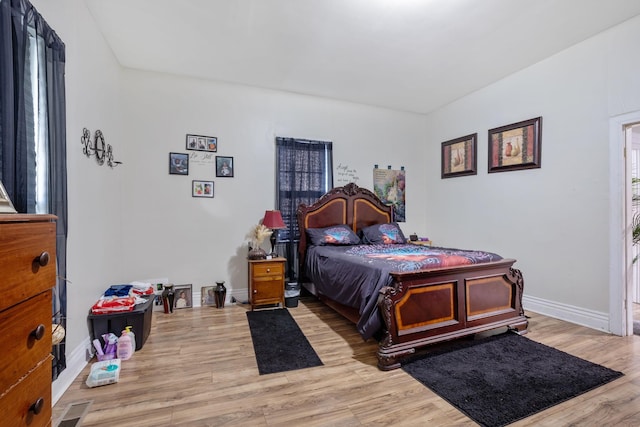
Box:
441 117 541 178
168 133 236 197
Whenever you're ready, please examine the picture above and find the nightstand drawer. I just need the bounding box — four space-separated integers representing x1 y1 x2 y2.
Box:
252 278 284 300
252 262 284 277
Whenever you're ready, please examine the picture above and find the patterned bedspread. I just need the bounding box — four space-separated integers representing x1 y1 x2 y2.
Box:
305 244 503 340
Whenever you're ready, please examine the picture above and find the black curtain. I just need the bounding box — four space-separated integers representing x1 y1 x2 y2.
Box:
0 0 67 379
275 137 333 280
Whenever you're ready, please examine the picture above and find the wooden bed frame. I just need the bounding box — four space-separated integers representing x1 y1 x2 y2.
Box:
297 183 528 370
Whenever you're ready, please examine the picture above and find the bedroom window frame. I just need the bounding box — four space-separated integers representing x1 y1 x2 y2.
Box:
275 137 333 280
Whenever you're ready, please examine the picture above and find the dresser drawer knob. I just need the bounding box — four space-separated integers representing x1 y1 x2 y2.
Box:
31 324 46 340
266 268 270 273
29 397 45 415
35 251 50 267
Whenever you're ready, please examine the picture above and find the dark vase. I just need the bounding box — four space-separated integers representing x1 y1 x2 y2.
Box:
214 281 227 308
248 247 267 260
162 284 175 313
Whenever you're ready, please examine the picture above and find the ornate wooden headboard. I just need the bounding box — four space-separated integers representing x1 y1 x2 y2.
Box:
296 183 393 279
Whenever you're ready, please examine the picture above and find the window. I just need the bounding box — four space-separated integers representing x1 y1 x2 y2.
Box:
275 137 333 280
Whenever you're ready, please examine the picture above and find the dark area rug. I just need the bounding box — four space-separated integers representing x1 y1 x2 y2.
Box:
246 309 323 375
402 332 623 427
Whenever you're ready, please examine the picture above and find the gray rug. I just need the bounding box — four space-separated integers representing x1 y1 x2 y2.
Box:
402 332 623 427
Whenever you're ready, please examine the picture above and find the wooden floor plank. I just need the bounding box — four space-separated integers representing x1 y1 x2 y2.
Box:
53 298 640 426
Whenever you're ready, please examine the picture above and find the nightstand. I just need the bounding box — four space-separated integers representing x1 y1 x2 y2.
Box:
248 257 286 310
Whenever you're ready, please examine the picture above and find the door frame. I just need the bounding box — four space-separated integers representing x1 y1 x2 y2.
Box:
609 111 640 336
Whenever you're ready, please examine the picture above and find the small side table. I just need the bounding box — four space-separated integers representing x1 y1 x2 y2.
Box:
248 257 286 310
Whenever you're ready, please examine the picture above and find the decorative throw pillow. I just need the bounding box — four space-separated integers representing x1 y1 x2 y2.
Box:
362 222 407 244
307 224 361 246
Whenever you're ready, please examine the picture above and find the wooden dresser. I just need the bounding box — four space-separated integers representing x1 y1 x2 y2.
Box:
0 214 57 427
248 257 285 310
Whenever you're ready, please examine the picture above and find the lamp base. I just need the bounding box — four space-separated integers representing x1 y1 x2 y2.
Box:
269 230 278 257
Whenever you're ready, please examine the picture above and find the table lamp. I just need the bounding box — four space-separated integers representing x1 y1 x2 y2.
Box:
262 210 286 257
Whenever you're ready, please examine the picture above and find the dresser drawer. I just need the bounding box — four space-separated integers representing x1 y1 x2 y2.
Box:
0 357 52 427
252 262 283 277
0 221 56 312
0 290 52 388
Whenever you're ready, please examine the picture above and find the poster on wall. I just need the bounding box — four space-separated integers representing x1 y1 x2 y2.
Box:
373 167 405 222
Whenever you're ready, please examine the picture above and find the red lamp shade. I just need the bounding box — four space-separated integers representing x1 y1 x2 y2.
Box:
262 210 286 257
262 210 286 229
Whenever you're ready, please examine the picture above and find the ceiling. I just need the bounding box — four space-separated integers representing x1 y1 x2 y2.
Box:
85 0 640 115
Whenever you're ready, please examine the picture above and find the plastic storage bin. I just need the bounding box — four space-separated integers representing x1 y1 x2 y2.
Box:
285 282 300 308
88 296 154 351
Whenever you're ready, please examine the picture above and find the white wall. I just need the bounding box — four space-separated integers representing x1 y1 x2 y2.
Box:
30 0 124 354
423 14 640 320
118 70 426 300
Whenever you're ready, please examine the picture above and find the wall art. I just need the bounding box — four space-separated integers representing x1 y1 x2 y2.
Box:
186 134 217 152
216 156 234 177
441 133 477 179
488 117 542 173
169 152 189 175
192 180 214 198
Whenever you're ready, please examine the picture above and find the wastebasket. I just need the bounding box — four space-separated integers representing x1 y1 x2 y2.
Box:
285 282 300 308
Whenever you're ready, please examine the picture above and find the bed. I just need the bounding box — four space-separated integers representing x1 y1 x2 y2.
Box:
297 183 528 370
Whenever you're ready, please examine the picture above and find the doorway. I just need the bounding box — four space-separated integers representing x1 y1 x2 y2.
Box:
609 112 640 337
629 124 640 334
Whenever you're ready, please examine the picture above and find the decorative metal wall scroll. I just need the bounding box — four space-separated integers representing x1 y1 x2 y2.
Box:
81 128 122 168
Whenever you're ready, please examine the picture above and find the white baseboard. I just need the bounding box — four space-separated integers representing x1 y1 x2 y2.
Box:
52 336 92 405
523 294 611 333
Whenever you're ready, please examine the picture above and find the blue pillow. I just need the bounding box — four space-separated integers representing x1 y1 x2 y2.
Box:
307 225 361 246
362 222 407 244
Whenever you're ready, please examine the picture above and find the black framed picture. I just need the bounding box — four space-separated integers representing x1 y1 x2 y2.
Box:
169 152 189 175
216 156 234 177
186 134 217 152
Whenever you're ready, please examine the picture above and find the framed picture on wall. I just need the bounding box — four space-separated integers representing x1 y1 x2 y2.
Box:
192 180 214 198
0 180 17 213
488 117 542 173
441 133 477 179
169 152 189 175
216 156 234 177
186 134 217 152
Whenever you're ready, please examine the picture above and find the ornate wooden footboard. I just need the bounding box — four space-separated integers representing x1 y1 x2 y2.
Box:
376 260 527 370
297 183 528 370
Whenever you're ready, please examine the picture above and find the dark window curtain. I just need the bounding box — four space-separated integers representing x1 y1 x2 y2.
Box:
0 0 68 379
276 137 333 280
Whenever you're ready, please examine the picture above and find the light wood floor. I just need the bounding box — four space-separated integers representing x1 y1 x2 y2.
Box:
53 298 640 427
